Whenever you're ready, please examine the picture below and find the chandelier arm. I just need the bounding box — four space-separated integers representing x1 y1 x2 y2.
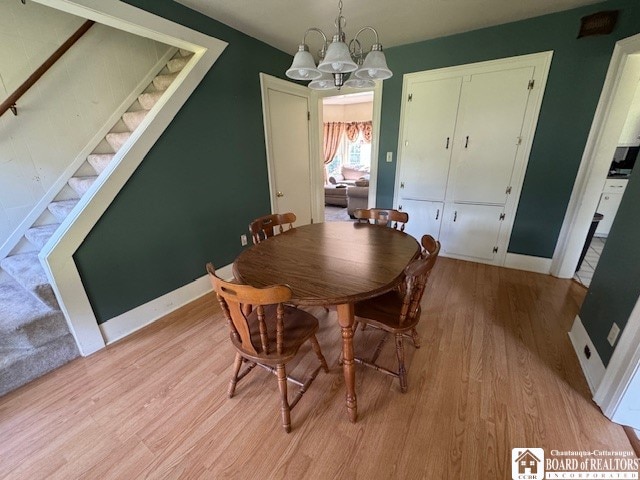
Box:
353 26 381 48
303 27 328 46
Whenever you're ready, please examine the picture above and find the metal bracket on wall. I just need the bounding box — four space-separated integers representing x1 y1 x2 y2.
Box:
9 104 17 116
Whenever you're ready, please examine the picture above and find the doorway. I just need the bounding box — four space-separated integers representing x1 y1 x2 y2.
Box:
320 91 375 222
555 33 640 432
573 86 640 288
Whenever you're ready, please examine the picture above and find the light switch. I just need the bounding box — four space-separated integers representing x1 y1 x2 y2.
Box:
386 152 393 163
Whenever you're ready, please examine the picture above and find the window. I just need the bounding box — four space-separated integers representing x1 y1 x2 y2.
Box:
327 130 371 178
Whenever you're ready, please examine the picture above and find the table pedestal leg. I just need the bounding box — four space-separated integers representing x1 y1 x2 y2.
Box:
336 303 357 423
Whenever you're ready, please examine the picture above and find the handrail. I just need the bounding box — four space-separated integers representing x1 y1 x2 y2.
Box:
0 20 95 117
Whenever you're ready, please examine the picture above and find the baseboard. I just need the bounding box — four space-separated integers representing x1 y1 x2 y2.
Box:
99 263 233 345
504 253 552 274
0 46 177 262
568 315 606 393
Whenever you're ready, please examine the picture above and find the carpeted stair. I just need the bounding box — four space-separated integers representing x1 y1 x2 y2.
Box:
0 49 192 397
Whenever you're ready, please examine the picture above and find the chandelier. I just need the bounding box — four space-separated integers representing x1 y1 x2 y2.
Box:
285 0 392 90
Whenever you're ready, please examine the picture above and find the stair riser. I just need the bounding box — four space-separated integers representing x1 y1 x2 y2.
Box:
0 334 79 397
0 312 68 351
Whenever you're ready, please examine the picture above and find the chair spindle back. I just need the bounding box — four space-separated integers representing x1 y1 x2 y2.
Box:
249 212 297 244
207 263 291 355
354 208 409 231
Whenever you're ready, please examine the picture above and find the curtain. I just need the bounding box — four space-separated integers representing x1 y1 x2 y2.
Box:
323 122 346 165
344 121 373 143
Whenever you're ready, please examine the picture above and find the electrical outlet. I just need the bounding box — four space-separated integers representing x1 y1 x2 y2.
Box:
386 151 393 163
607 322 621 346
240 234 247 246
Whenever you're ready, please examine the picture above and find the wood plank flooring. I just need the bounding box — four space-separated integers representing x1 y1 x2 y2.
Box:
0 258 634 479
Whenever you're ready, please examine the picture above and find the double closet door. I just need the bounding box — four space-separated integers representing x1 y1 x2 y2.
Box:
395 53 551 265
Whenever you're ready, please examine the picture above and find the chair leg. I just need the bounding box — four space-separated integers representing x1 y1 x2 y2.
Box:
228 353 243 398
411 327 421 349
309 334 329 372
276 363 291 433
395 334 408 393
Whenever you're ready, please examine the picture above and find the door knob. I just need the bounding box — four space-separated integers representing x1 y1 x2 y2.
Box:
276 191 284 197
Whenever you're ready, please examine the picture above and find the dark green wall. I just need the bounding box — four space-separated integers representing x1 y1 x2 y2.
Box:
580 168 640 366
73 0 291 322
375 0 640 258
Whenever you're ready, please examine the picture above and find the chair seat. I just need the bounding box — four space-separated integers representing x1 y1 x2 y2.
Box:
354 291 421 333
231 305 319 364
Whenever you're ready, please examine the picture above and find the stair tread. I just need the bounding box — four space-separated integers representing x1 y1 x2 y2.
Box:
122 110 148 131
68 176 98 197
0 278 68 350
105 131 132 152
0 253 58 309
87 153 115 175
48 199 78 222
153 72 179 91
167 56 190 73
25 224 60 250
138 91 163 110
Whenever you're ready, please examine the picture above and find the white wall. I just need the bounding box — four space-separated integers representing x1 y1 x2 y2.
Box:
0 1 171 247
323 102 373 123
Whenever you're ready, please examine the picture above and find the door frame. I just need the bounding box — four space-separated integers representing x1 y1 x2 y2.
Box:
551 34 640 278
393 51 553 266
594 295 640 427
314 82 384 216
555 33 640 427
260 73 320 222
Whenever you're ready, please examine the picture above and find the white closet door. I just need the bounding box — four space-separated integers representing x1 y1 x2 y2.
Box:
398 76 462 201
399 199 443 241
449 67 534 205
440 203 504 260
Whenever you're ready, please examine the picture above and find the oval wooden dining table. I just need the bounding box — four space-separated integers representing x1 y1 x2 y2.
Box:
233 221 420 423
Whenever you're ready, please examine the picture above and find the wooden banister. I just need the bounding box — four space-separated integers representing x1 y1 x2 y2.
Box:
0 20 95 117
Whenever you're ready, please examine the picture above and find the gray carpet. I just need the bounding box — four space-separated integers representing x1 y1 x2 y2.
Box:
324 205 354 222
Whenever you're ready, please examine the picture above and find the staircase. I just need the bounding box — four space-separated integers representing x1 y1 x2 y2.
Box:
0 50 193 397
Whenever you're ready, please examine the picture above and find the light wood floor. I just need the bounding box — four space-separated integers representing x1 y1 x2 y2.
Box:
0 258 634 479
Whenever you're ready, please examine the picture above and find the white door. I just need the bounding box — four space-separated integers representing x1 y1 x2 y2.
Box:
399 199 443 241
398 77 462 201
440 203 505 261
260 74 315 225
448 67 535 205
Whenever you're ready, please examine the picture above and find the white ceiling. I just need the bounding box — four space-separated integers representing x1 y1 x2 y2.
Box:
175 0 603 54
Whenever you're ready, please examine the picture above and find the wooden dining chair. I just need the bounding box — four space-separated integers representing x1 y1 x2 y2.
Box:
354 208 409 231
206 263 328 433
249 212 296 244
352 235 440 392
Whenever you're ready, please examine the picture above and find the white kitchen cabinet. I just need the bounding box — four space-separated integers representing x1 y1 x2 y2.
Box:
595 193 624 236
595 179 628 236
399 199 443 241
394 52 552 266
440 204 505 261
